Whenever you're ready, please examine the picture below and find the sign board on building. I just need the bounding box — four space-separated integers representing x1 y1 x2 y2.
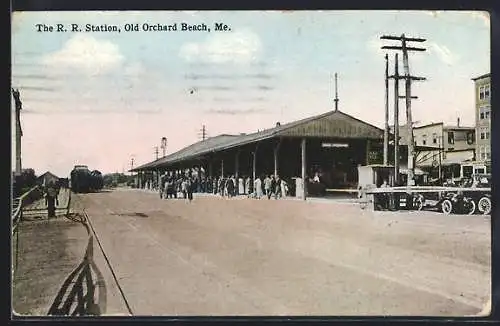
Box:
322 143 349 148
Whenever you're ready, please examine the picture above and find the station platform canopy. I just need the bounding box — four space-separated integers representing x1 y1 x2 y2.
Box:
131 110 387 172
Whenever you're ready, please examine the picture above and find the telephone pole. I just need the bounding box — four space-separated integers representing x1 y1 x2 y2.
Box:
154 146 159 160
333 73 339 112
12 88 23 176
381 34 426 186
161 137 167 157
383 54 389 165
198 125 208 141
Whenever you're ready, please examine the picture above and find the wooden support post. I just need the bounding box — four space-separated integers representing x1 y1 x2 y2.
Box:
301 138 307 200
253 143 259 183
208 161 213 179
274 140 281 177
235 151 240 180
221 159 224 178
366 139 371 165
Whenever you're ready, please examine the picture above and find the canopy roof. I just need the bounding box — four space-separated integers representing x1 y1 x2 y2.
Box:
131 110 385 171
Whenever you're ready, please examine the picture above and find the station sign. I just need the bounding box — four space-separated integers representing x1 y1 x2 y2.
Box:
322 143 349 148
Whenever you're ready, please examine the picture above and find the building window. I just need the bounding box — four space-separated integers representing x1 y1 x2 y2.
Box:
485 84 490 100
448 131 454 144
480 146 486 160
432 133 437 144
479 86 485 100
422 134 427 146
467 131 475 145
480 106 491 120
486 131 490 139
480 132 485 140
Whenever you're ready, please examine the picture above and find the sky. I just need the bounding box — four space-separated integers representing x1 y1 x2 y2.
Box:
11 10 490 177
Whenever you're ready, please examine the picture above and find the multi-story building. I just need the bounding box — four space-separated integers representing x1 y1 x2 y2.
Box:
392 121 476 180
412 121 476 179
472 73 491 167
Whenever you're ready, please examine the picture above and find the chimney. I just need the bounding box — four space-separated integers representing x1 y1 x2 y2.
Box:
457 117 460 127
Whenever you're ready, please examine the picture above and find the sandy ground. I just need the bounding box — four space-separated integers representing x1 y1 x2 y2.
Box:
74 188 491 316
12 217 88 316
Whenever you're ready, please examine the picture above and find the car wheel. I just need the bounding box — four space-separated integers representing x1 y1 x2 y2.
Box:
464 198 476 215
414 194 424 211
478 196 492 215
441 199 453 215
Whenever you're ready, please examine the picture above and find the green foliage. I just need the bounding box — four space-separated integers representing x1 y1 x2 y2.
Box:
13 169 38 197
102 173 134 188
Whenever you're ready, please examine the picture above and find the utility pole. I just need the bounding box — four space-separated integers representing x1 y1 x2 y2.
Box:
334 73 339 112
198 125 208 141
381 34 426 186
390 54 400 185
130 157 135 176
383 54 389 165
161 137 167 157
12 88 23 176
154 146 159 160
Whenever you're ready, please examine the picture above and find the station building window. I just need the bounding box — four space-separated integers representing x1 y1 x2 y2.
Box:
479 86 485 100
485 84 490 100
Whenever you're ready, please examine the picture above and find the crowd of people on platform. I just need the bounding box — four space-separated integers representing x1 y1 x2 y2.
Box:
153 168 290 201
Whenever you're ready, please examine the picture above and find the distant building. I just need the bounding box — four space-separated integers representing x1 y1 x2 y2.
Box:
391 121 476 180
37 171 60 186
472 73 491 166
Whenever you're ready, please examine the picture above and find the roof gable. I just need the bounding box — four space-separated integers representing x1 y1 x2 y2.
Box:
133 110 385 170
38 171 59 180
278 111 384 139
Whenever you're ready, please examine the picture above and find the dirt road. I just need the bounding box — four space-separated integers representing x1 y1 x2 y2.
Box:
77 189 491 316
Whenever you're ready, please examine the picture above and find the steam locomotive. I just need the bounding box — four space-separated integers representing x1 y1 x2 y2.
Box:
70 165 104 193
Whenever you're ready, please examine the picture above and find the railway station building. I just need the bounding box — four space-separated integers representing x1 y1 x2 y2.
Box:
131 109 421 196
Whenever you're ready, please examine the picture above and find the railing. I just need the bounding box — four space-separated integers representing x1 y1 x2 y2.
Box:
12 186 44 275
12 185 43 230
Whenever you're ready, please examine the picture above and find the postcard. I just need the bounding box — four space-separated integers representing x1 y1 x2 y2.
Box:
11 10 491 317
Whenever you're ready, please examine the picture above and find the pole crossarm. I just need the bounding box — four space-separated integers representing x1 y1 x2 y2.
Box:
380 35 426 42
382 46 426 52
398 96 418 99
388 75 426 81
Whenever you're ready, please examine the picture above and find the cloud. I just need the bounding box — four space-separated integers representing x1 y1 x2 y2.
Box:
179 29 262 64
41 34 125 75
428 42 458 65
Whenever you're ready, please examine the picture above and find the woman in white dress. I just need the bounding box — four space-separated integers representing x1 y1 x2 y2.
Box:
244 177 250 195
254 177 263 199
238 177 244 195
